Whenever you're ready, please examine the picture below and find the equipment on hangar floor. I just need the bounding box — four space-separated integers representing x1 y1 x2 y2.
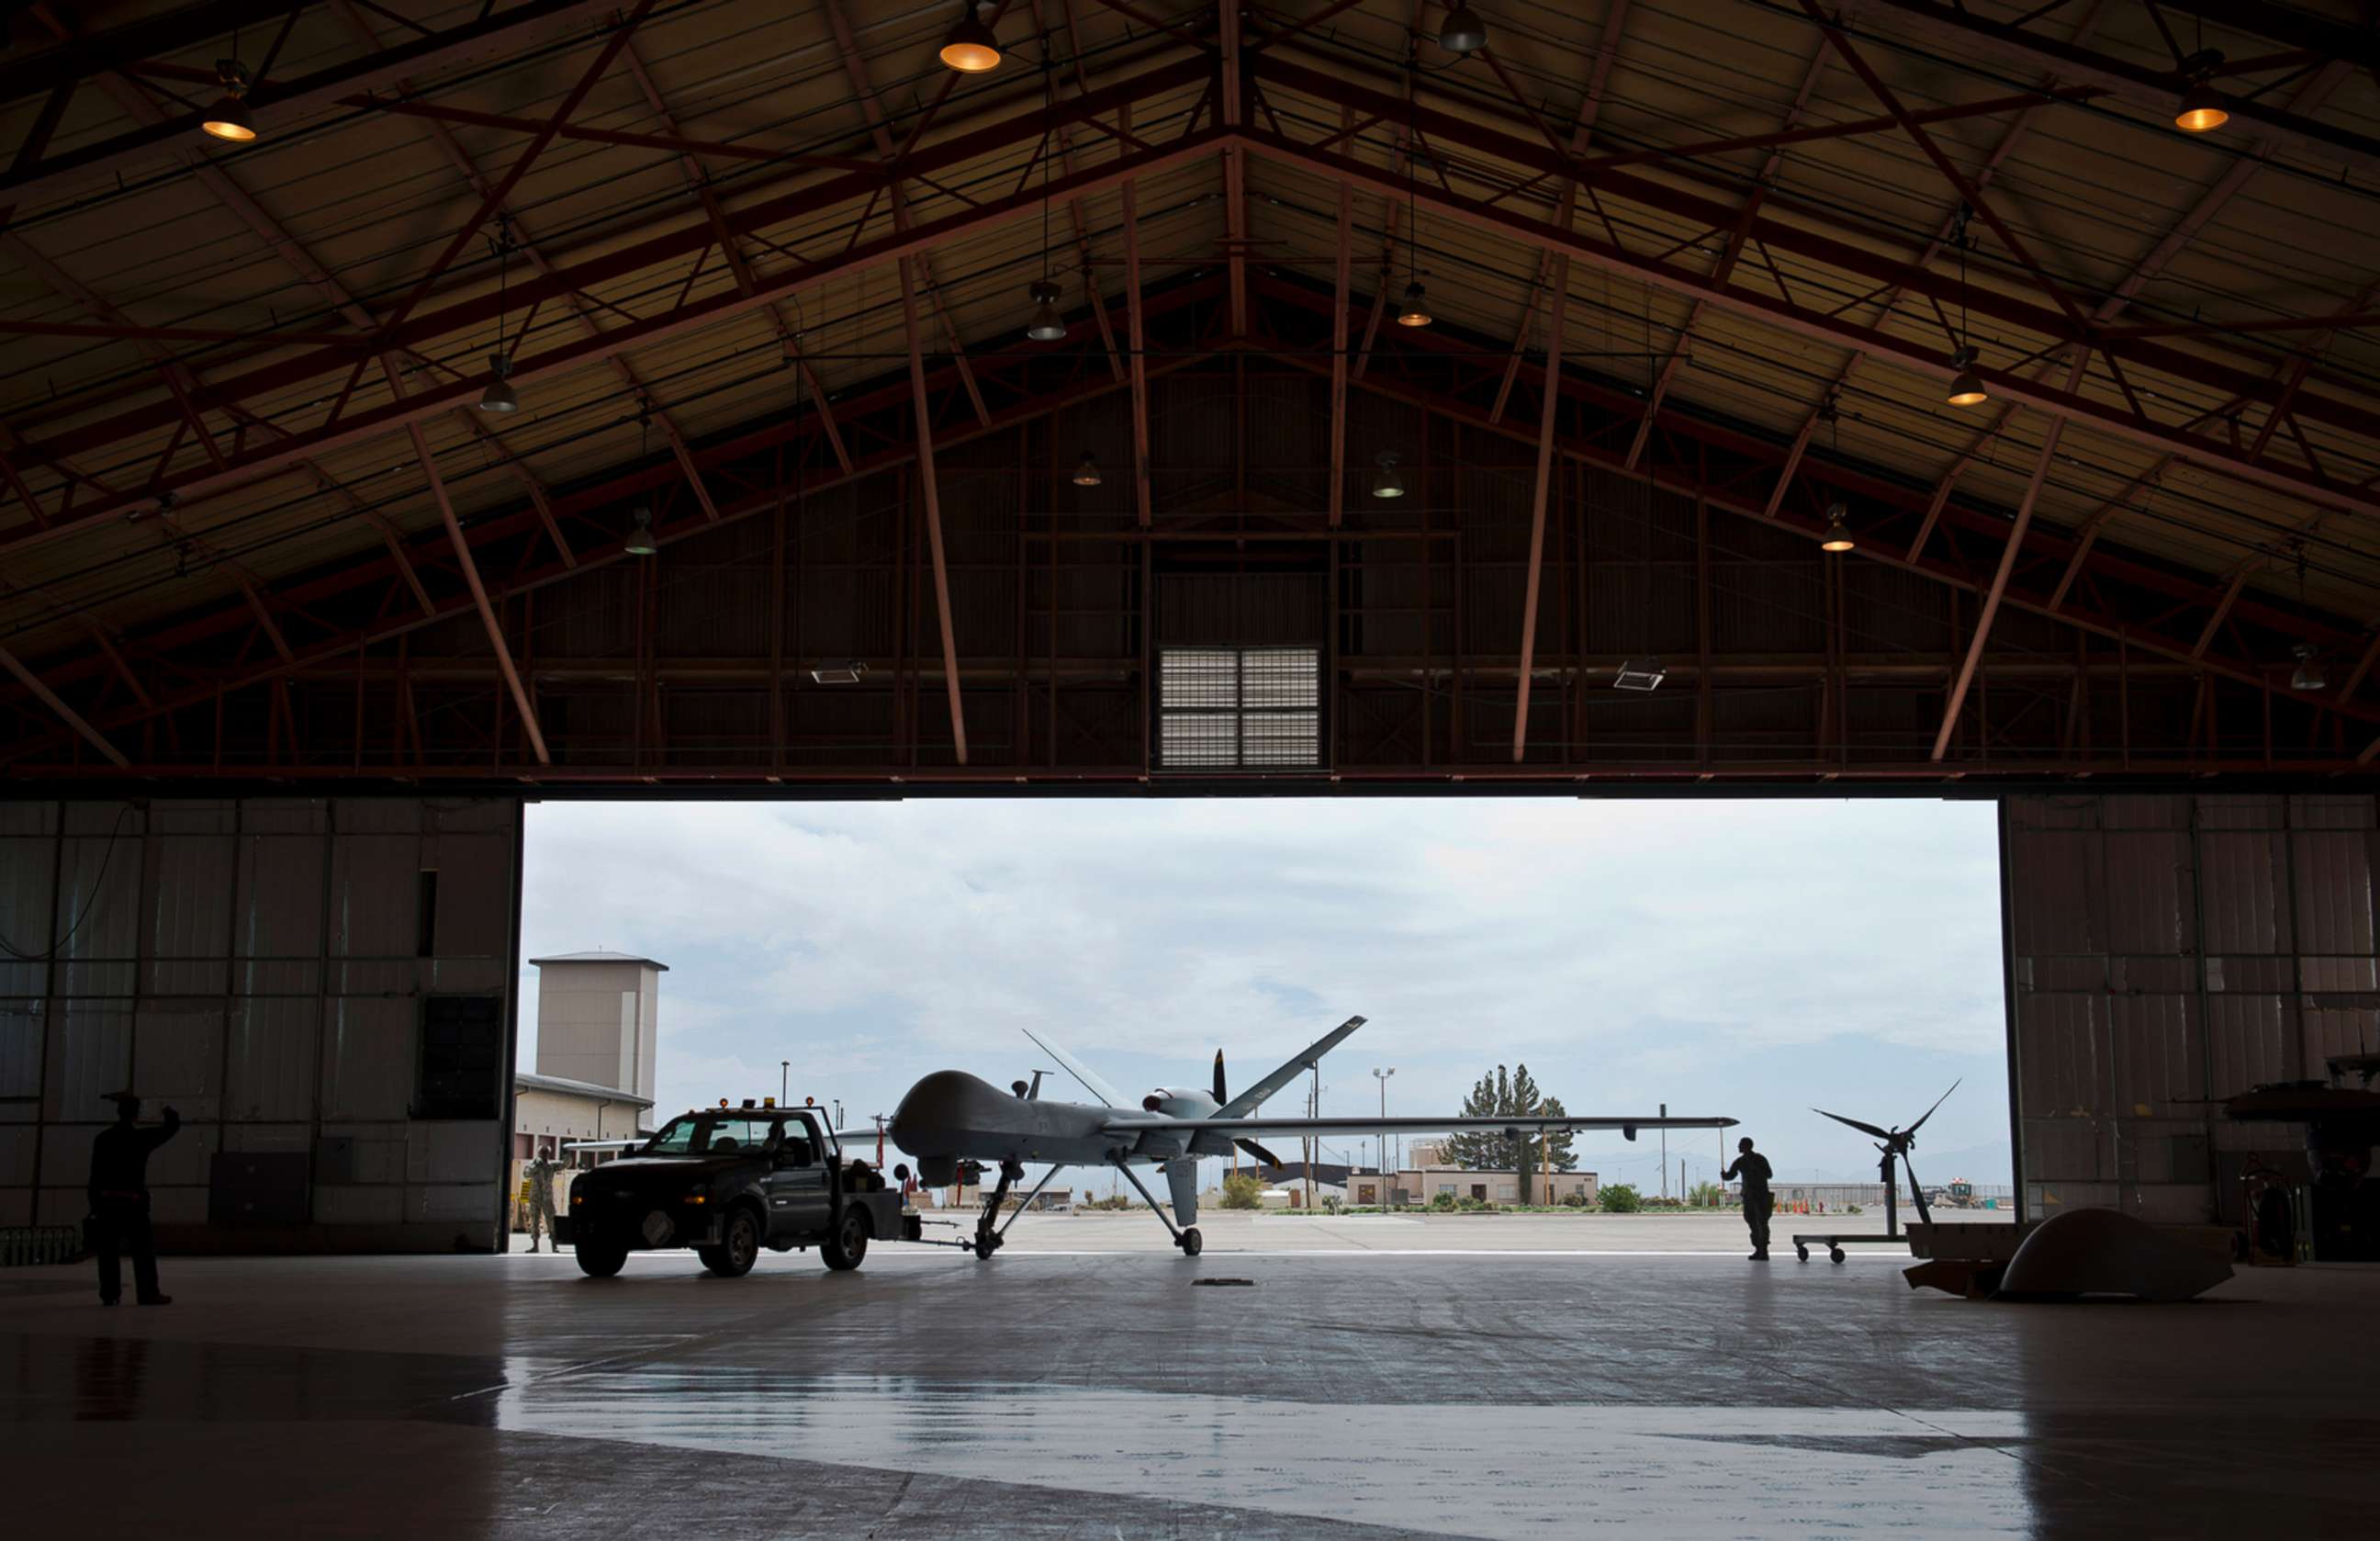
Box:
2221 1052 2380 1263
883 1015 1736 1260
1792 1082 1960 1264
564 1100 915 1277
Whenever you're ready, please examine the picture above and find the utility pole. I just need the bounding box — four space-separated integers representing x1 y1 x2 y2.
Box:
833 1098 845 1131
1660 1102 1667 1200
1372 1067 1395 1207
780 1060 790 1106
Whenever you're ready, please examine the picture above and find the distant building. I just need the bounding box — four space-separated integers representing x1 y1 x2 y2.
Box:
526 950 667 1113
1351 1165 1600 1208
511 950 668 1231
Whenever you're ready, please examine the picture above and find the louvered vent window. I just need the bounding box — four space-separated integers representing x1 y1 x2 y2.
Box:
1159 647 1319 769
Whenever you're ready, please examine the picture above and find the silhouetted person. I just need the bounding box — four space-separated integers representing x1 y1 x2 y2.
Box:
523 1151 562 1252
89 1092 178 1305
1723 1136 1774 1261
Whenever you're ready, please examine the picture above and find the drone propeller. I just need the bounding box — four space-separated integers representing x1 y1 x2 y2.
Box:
1813 1107 1893 1142
1214 1048 1284 1168
1904 1078 1961 1139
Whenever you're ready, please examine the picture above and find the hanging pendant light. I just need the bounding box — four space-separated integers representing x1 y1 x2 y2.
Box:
1439 3 1488 54
1025 279 1067 342
1071 452 1103 487
940 3 1001 73
1371 452 1407 499
1821 501 1856 553
1946 345 1987 408
478 217 520 411
2175 78 2228 134
477 354 519 413
623 503 658 557
2292 643 2327 692
200 59 258 143
1396 279 1432 328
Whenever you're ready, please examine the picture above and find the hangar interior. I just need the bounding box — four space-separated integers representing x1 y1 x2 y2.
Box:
3 0 2378 1535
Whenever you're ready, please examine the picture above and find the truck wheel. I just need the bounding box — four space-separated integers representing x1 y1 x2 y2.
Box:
822 1209 871 1271
576 1242 626 1278
700 1209 761 1277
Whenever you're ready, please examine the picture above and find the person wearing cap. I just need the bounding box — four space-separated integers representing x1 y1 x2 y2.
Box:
88 1092 180 1305
523 1146 563 1252
1723 1136 1775 1261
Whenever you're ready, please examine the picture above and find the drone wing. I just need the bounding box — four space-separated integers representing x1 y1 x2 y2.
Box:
1813 1108 1893 1141
1112 1113 1734 1142
1905 1078 1962 1136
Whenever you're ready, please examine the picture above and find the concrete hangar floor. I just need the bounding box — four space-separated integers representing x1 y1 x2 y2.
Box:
3 1215 2368 1538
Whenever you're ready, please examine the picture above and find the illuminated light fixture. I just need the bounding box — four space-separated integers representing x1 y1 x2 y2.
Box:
940 3 1001 73
2175 79 2228 134
1026 278 1066 342
1071 452 1103 487
1370 451 1407 499
808 660 868 684
477 354 519 413
1821 501 1856 553
623 503 657 557
1438 2 1488 54
200 60 257 143
1613 658 1667 692
2292 643 2326 692
1396 279 1432 328
1946 345 1987 408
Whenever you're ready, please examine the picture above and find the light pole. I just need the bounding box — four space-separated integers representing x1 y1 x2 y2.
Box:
780 1060 790 1106
833 1098 845 1131
1371 1067 1395 1208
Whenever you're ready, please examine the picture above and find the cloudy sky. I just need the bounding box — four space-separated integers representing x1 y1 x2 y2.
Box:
518 796 2011 1193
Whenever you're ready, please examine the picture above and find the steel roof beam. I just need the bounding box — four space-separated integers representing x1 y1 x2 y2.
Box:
1509 254 1570 762
0 0 625 210
1854 0 2380 179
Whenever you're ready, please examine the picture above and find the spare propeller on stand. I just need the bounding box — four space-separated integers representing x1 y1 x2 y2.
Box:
1812 1079 1961 1237
1215 1049 1285 1167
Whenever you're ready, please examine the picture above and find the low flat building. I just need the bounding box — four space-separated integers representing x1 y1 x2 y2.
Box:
1351 1166 1600 1208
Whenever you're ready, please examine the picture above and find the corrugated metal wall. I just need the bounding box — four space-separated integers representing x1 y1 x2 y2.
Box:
2003 794 2380 1226
0 796 521 1250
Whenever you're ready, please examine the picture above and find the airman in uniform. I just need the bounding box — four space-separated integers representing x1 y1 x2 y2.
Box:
89 1091 180 1305
523 1149 563 1252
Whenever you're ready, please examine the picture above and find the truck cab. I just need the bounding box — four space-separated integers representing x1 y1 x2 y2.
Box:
567 1101 915 1277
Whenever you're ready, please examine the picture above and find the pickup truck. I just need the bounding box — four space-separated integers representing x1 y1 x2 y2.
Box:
566 1102 916 1277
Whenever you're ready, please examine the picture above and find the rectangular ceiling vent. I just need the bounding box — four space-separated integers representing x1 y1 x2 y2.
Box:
1159 647 1319 770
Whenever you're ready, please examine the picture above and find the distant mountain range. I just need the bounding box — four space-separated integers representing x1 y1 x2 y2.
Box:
1542 1139 2015 1189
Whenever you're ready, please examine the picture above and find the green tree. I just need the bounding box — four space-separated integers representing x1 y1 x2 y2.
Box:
1600 1182 1644 1213
1437 1063 1577 1204
1688 1180 1724 1209
1220 1172 1265 1210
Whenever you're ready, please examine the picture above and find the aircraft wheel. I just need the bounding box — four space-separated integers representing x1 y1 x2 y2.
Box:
971 1233 997 1261
1178 1227 1203 1257
1829 1247 1847 1264
1794 1244 1809 1263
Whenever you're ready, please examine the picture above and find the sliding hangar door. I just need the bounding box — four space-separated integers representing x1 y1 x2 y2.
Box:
4 786 2370 1248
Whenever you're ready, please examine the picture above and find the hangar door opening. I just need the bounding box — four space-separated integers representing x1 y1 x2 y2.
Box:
515 795 2015 1223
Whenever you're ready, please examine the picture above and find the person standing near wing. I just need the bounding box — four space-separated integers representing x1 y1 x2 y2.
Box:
88 1091 180 1306
1723 1136 1774 1261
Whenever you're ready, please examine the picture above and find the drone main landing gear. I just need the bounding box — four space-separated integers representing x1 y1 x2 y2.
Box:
1109 1156 1203 1256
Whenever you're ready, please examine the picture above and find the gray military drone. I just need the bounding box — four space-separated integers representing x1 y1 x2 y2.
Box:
884 1015 1736 1258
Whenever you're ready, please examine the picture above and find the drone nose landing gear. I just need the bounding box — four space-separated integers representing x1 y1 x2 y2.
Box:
972 1159 1026 1260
